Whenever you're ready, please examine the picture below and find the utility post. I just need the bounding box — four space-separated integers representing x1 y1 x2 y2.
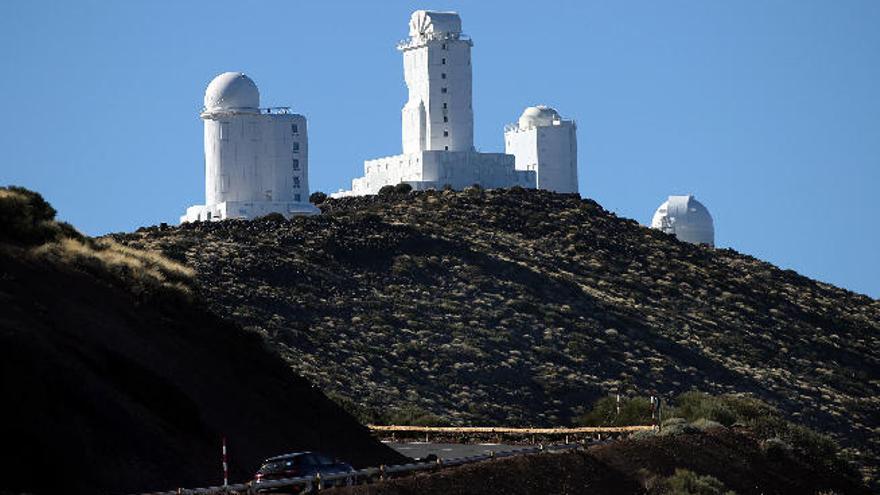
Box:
221 436 228 489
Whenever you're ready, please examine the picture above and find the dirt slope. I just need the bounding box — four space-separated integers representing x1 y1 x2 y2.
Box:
334 429 870 495
0 187 404 495
118 188 879 474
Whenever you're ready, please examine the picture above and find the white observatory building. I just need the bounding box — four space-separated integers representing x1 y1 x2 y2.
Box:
651 195 715 246
334 10 536 196
181 72 318 223
505 106 578 193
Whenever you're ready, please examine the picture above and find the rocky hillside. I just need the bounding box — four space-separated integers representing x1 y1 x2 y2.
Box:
0 187 403 495
118 188 879 476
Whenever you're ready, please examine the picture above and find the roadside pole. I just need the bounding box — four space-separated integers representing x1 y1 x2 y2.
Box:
222 437 228 489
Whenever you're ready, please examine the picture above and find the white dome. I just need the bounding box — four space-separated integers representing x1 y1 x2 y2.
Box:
204 72 260 112
651 195 715 246
518 105 560 129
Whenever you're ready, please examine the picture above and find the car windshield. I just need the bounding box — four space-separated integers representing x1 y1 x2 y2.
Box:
259 457 303 474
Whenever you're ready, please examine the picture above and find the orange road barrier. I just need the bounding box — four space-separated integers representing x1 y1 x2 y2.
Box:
368 425 654 435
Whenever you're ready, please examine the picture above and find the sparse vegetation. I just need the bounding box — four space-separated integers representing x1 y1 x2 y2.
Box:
0 186 194 300
310 191 328 204
117 188 880 483
0 186 67 245
649 469 735 495
377 185 396 196
393 183 413 195
33 237 195 300
576 395 653 426
258 212 287 223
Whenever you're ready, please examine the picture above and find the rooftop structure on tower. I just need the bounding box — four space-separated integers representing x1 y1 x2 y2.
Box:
181 72 318 222
651 194 715 246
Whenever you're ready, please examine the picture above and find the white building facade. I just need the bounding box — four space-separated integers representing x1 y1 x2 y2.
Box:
651 194 715 246
505 106 578 193
182 72 318 223
335 10 535 196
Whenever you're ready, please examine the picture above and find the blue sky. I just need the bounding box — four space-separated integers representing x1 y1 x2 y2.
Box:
1 1 878 298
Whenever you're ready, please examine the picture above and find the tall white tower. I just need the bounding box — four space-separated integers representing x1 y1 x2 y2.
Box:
505 106 578 193
335 10 535 197
401 11 474 154
651 195 715 246
182 72 318 222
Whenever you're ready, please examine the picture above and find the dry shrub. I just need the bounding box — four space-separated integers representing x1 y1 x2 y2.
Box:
32 237 195 300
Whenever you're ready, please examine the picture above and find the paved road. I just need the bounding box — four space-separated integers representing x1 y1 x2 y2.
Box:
385 441 537 460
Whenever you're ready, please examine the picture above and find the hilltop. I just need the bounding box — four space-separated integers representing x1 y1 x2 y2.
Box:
118 187 879 478
0 187 403 495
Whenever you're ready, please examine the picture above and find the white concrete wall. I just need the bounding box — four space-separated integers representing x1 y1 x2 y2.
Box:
505 119 578 194
338 151 534 197
182 200 317 223
204 112 309 206
401 25 473 153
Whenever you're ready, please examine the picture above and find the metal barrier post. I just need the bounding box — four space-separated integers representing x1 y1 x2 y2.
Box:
316 472 322 491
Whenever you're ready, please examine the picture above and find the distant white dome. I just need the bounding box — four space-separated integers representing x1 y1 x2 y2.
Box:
651 195 715 246
204 72 260 112
518 105 560 129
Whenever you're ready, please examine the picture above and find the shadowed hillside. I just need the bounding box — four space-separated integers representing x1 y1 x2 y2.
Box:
118 188 879 479
0 187 403 495
332 427 871 495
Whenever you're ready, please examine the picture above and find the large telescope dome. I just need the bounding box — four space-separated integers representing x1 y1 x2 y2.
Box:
651 195 715 246
518 105 560 129
204 72 260 112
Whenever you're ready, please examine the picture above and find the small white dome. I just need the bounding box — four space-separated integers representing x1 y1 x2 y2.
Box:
518 105 560 129
204 72 260 111
651 195 715 246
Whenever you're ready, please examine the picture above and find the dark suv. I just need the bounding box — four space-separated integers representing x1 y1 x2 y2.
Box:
254 452 354 492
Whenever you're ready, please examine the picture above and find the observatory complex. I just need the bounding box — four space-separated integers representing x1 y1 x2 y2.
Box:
651 195 715 246
334 10 578 196
181 72 318 223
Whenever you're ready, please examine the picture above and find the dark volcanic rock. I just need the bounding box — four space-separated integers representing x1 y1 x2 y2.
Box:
0 247 403 495
332 429 871 495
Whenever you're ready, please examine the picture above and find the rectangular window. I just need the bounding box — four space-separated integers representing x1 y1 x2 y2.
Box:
219 122 230 141
443 102 447 109
291 123 299 134
441 73 446 79
443 116 448 123
293 176 301 188
292 158 300 170
442 43 447 50
443 130 449 137
292 142 300 152
441 87 447 94
294 193 301 202
442 58 446 65
444 145 449 150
